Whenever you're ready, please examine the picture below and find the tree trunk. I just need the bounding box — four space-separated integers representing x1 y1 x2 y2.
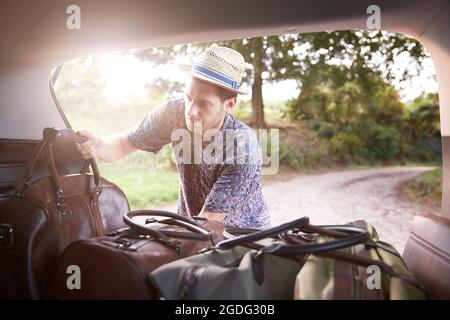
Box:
251 38 266 128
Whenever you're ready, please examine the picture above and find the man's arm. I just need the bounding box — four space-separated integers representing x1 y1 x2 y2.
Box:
75 129 137 162
75 100 182 162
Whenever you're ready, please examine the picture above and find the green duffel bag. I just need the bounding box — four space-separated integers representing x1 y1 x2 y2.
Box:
149 246 304 300
149 217 311 300
292 220 427 300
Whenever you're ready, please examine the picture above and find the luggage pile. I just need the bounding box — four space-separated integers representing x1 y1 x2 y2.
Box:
149 218 426 300
0 128 429 300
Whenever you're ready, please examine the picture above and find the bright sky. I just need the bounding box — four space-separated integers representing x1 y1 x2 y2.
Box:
97 50 438 105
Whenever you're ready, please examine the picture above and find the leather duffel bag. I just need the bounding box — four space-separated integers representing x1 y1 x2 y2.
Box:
291 220 426 300
42 210 225 300
0 128 129 299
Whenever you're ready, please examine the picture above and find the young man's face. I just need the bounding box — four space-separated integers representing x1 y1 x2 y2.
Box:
183 77 236 134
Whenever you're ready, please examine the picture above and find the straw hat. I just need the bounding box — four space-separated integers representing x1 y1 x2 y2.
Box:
190 44 248 95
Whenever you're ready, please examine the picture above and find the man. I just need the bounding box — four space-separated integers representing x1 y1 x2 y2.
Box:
75 44 270 229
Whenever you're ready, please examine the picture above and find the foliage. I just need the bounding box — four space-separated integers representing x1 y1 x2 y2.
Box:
403 168 442 205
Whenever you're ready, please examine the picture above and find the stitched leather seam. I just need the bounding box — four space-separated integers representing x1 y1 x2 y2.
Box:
410 233 450 263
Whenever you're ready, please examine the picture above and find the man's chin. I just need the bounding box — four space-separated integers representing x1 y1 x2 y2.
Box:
187 122 205 134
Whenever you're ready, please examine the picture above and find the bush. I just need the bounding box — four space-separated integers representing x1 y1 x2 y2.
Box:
404 137 442 163
403 168 442 203
278 125 333 168
359 124 403 162
232 100 252 120
330 132 365 164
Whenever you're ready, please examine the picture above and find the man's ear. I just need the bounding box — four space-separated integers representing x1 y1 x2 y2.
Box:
225 97 237 113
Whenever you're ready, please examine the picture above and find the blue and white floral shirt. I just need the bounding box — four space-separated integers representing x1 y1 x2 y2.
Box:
127 99 270 229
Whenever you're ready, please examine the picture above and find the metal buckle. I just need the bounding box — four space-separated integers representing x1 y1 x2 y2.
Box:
113 238 138 251
145 218 158 224
0 224 14 249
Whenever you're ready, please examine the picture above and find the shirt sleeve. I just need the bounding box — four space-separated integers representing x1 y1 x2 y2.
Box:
127 100 182 153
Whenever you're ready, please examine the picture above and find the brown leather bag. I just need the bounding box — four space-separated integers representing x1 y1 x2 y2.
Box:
42 211 225 300
0 128 129 299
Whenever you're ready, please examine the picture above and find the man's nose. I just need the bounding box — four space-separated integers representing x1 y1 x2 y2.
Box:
187 102 201 119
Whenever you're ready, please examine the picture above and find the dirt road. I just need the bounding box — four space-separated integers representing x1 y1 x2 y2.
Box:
262 166 437 253
155 166 436 253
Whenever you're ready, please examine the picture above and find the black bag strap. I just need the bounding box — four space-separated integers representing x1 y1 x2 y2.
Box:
282 231 424 290
260 224 370 255
214 217 309 250
222 227 286 251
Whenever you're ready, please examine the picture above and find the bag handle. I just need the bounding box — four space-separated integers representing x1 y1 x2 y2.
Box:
260 224 370 255
14 128 101 197
214 217 309 250
46 138 102 206
123 210 215 242
222 227 288 251
281 231 423 290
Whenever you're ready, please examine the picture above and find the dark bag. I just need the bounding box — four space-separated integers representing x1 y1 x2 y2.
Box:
0 128 129 299
42 210 225 300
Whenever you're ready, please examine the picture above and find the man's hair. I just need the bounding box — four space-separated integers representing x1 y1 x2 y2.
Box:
193 77 238 101
214 85 238 101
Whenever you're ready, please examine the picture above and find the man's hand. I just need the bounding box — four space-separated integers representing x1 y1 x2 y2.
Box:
74 129 108 161
73 129 137 163
199 209 227 223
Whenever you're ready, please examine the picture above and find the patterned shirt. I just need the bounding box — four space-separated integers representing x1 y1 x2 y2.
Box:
127 99 270 229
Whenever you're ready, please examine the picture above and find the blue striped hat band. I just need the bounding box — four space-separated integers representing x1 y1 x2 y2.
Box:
191 63 241 90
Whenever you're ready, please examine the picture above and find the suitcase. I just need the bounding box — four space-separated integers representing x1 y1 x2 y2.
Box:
0 128 129 299
42 212 225 300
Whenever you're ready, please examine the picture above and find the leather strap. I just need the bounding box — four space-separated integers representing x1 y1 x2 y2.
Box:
216 217 309 250
90 189 105 236
46 140 102 199
283 229 423 291
262 225 370 255
14 128 101 197
14 139 48 195
123 210 214 242
332 246 354 299
222 227 287 251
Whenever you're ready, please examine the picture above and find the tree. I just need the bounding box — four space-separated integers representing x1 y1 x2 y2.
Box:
404 93 440 139
284 30 428 113
131 30 430 129
218 36 297 128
